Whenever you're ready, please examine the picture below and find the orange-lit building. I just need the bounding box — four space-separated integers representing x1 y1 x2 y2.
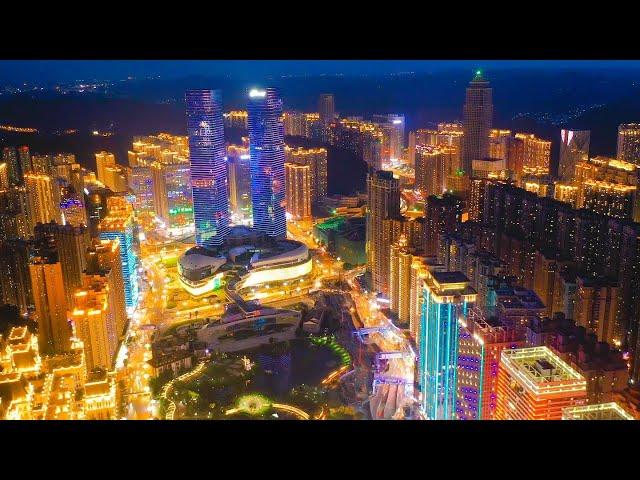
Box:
496 346 587 420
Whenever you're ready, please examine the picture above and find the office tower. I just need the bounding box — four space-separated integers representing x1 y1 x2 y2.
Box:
30 254 70 354
0 239 33 315
95 151 115 186
284 163 311 220
419 270 476 419
185 89 230 248
389 237 413 326
424 194 463 256
407 131 416 167
248 88 287 239
617 123 640 165
98 197 138 310
457 309 525 420
366 171 401 294
163 162 193 234
227 146 252 221
24 173 60 232
517 133 552 175
414 146 446 197
462 71 493 174
69 275 118 372
2 147 22 186
86 239 127 337
318 93 335 125
34 222 89 307
284 147 328 203
495 346 587 420
562 403 634 420
559 130 590 181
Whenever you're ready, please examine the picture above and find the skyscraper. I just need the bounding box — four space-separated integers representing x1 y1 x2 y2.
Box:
462 71 493 174
318 93 335 125
248 88 287 239
559 130 590 181
284 163 311 220
366 171 400 294
30 253 70 354
95 151 116 186
284 146 328 203
419 270 476 419
98 197 138 310
2 147 22 186
34 222 89 307
24 173 60 233
617 123 640 165
185 89 230 248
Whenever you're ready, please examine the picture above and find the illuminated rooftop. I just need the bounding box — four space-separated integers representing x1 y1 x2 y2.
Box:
562 402 634 420
501 346 586 397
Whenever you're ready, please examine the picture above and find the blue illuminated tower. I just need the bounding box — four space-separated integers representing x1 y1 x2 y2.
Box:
185 89 230 248
248 88 287 238
98 197 139 310
419 270 476 420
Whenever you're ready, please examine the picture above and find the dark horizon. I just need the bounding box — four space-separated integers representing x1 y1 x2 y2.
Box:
3 60 640 84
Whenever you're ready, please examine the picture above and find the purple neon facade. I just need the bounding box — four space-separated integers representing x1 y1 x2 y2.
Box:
185 89 230 248
248 88 287 239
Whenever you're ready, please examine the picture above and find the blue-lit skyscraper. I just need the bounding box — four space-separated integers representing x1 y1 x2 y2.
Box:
248 88 287 238
185 89 230 248
419 270 476 420
98 197 139 310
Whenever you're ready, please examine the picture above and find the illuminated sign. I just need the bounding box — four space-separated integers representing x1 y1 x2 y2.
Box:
249 89 266 98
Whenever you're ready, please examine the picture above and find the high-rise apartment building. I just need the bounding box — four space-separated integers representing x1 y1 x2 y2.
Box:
24 173 60 233
248 88 287 239
34 222 89 307
617 123 640 165
70 275 118 372
517 133 552 175
318 94 335 125
366 171 401 294
419 270 476 419
284 146 328 203
185 89 230 248
0 239 33 315
29 254 70 354
389 237 414 326
414 145 447 197
284 163 311 220
462 71 493 174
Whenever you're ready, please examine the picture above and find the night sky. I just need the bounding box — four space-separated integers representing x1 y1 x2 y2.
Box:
3 60 640 84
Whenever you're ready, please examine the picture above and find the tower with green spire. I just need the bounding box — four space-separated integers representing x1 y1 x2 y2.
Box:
462 70 493 175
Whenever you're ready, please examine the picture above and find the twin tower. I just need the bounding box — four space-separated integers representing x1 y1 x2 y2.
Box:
185 88 286 249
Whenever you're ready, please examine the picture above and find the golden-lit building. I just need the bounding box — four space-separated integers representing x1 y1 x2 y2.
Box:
516 133 551 176
0 162 8 190
284 163 311 220
223 110 248 129
573 156 640 221
70 275 119 372
489 129 511 161
496 346 587 420
24 173 60 232
284 146 328 202
415 145 447 197
553 183 579 207
389 237 413 325
617 123 640 165
562 402 634 420
95 151 115 184
29 256 71 355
